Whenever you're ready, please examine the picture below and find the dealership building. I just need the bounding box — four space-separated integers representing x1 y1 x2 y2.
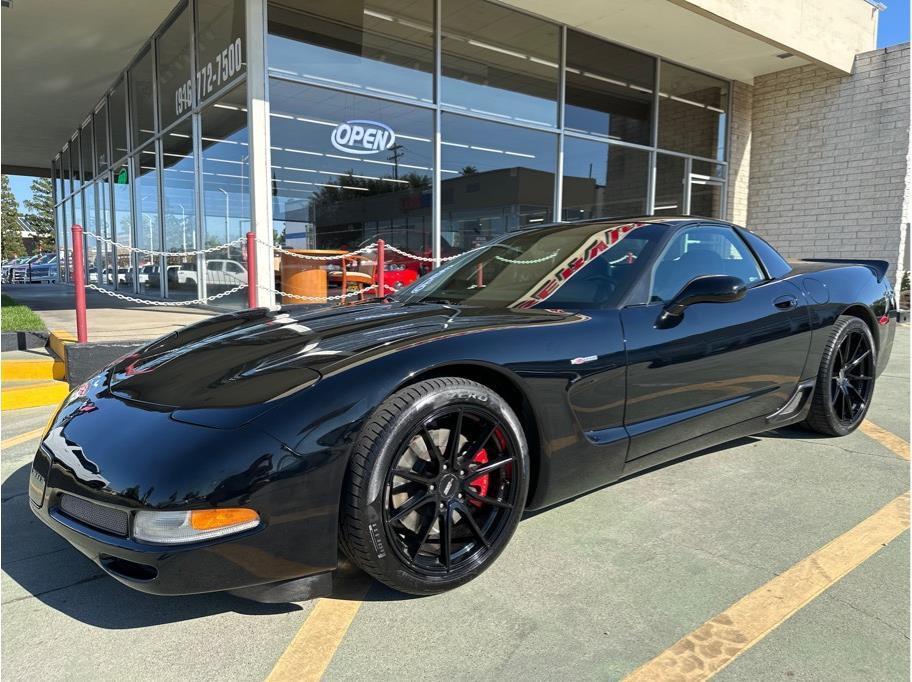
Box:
1 0 908 308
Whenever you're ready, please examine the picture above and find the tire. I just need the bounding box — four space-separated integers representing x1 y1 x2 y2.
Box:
340 377 529 595
802 315 876 436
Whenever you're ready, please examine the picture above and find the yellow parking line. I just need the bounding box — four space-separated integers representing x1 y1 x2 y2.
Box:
266 578 370 682
1 427 45 450
859 419 910 460
623 491 910 682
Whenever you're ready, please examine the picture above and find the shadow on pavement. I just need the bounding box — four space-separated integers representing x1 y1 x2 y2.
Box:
2 463 301 628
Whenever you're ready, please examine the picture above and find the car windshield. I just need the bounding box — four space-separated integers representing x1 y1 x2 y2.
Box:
394 221 667 309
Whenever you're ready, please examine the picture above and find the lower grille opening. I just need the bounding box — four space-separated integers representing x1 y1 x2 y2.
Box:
58 494 129 537
100 555 158 582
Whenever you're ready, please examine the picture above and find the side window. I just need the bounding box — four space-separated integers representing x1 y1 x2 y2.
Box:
225 262 243 274
650 226 764 302
206 260 223 272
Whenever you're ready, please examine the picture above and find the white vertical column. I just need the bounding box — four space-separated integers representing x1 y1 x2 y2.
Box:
246 0 275 306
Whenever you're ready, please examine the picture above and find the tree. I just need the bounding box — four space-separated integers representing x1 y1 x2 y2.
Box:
23 177 55 253
1 175 26 259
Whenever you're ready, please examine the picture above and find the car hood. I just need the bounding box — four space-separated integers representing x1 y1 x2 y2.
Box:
107 301 569 413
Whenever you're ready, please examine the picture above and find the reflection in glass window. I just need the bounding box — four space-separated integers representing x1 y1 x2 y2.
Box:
654 154 685 216
398 222 665 309
565 30 654 144
562 138 649 220
201 83 250 309
94 103 109 172
658 62 728 161
71 133 82 192
442 0 559 127
158 4 194 130
267 0 433 103
83 182 97 278
130 47 156 147
135 145 161 295
61 146 71 197
196 0 246 102
269 79 434 259
162 121 198 300
689 160 725 219
441 113 556 252
97 175 115 285
112 160 134 289
81 122 94 182
53 156 63 200
109 79 129 161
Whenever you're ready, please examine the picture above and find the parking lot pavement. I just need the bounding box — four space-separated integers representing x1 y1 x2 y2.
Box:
2 326 908 681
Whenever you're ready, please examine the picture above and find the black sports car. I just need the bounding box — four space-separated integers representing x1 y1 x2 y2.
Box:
29 218 898 600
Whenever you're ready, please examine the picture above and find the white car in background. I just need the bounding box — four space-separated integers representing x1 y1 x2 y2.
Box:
177 259 247 288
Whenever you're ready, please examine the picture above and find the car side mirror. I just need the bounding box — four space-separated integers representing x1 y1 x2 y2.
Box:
656 275 747 328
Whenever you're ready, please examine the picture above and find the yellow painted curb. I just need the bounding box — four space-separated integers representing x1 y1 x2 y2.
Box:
49 330 76 362
1 380 70 411
1 358 65 382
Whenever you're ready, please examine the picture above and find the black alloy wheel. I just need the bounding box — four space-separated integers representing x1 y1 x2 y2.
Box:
804 315 876 436
340 378 529 595
383 406 517 575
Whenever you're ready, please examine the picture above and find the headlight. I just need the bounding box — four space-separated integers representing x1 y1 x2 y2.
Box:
133 508 260 544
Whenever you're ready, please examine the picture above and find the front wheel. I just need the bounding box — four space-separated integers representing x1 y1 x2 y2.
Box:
340 378 529 595
803 315 876 436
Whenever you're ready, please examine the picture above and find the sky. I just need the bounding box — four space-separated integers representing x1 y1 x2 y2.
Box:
6 175 35 213
878 1 911 47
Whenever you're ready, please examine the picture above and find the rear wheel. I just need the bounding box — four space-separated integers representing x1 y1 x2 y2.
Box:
803 315 876 436
340 378 528 595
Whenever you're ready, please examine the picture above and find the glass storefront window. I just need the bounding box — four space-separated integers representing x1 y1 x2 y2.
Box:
690 161 725 218
94 102 109 172
441 113 556 251
158 3 194 130
267 0 434 104
654 153 686 215
658 62 728 161
562 138 650 220
135 145 161 295
201 83 249 309
269 79 434 257
81 121 95 182
97 175 115 285
61 146 71 197
112 159 134 289
442 0 560 127
109 79 129 162
565 30 654 145
83 181 97 279
130 47 156 148
196 0 246 102
71 133 82 192
53 157 62 201
161 121 198 300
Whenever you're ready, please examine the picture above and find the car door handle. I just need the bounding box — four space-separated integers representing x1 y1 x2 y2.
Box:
773 295 798 310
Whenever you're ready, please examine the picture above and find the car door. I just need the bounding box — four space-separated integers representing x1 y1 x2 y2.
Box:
620 223 811 466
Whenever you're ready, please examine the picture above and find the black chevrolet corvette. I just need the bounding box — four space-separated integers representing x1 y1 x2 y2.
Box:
29 218 897 600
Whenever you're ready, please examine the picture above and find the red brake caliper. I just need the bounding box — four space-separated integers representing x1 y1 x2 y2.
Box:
468 449 490 507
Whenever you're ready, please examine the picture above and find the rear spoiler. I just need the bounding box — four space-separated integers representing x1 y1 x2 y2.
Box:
801 258 889 283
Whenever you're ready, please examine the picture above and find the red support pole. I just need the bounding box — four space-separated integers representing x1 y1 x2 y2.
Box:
376 239 386 298
71 224 88 343
246 231 257 309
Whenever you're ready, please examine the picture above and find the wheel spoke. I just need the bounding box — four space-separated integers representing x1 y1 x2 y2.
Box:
410 511 436 559
444 410 463 467
461 423 494 461
457 502 492 548
421 428 444 467
465 488 512 509
468 456 513 479
392 468 435 486
440 505 453 569
847 383 866 408
389 492 434 524
845 349 871 371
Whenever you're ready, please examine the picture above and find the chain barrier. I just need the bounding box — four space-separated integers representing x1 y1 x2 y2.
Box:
85 232 245 258
261 238 379 260
84 282 248 307
494 251 559 265
257 284 379 302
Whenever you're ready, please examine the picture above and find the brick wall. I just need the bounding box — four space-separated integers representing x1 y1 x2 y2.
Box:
726 80 752 226
746 43 910 281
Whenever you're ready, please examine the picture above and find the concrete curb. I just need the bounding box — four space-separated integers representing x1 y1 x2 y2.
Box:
0 331 49 352
64 340 145 387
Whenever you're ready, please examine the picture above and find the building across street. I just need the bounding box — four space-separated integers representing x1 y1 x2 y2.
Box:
1 0 909 308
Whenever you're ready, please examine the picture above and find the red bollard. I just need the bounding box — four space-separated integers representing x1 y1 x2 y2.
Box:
246 231 257 309
71 224 88 343
376 239 386 298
